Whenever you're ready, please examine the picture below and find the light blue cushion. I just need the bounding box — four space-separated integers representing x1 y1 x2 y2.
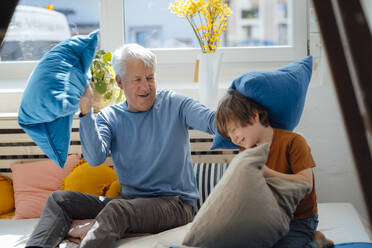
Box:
18 30 99 168
211 56 313 150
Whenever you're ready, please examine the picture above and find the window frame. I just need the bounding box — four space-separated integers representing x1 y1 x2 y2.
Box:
0 0 308 88
100 0 307 64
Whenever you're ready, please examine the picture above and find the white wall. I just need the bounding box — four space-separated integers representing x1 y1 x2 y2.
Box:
300 1 370 221
297 53 368 220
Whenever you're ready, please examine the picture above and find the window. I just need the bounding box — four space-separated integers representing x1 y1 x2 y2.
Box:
0 0 99 61
0 0 307 94
0 0 306 66
226 0 290 47
115 0 306 64
124 1 194 49
129 26 164 48
123 0 291 49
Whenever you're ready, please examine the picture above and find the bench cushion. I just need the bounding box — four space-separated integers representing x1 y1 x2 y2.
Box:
11 155 81 219
193 163 229 209
62 160 117 196
0 176 14 215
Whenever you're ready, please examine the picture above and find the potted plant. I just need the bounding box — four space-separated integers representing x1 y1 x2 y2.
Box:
90 49 125 112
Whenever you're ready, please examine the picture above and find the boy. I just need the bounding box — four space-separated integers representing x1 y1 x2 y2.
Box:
215 89 334 248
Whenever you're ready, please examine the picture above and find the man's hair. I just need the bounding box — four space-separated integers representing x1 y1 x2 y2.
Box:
216 89 270 139
112 43 157 79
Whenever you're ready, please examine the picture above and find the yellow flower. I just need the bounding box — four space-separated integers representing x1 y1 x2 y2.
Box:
169 0 232 53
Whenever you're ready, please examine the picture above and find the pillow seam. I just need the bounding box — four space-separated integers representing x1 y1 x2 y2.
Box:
44 122 64 166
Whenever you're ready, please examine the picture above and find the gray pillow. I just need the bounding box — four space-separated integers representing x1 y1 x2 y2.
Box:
183 143 311 248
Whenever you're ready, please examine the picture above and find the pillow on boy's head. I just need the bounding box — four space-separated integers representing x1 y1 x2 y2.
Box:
18 30 99 168
211 56 313 150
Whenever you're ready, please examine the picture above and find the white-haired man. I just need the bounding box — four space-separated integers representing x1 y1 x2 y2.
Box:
26 44 216 248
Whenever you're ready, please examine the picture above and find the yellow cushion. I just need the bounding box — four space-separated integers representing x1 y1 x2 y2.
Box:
62 160 117 196
0 175 15 215
105 179 122 198
0 210 15 219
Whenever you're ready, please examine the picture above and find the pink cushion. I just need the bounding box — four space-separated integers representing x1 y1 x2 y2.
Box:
11 154 81 219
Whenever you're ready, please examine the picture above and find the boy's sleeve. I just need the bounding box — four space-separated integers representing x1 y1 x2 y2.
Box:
288 134 316 173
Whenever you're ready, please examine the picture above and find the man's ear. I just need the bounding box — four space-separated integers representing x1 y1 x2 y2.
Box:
116 75 123 88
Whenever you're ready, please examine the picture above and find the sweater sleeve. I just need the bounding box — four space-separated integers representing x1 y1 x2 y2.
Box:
79 110 112 166
179 95 216 135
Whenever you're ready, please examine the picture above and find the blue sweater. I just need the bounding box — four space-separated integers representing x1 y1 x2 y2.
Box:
80 90 216 206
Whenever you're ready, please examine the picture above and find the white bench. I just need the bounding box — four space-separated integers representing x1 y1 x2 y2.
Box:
0 114 238 179
0 114 371 247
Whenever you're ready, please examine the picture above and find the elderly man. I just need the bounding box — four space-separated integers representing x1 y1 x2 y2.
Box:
26 44 216 248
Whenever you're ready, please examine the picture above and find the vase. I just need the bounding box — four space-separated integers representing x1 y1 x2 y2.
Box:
197 51 223 110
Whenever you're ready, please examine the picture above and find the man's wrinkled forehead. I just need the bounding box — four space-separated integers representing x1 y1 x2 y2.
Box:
132 68 155 77
124 59 155 75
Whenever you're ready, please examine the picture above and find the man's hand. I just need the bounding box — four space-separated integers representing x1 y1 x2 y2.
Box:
67 219 95 244
80 84 94 116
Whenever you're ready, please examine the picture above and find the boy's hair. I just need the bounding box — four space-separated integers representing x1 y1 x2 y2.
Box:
216 89 270 139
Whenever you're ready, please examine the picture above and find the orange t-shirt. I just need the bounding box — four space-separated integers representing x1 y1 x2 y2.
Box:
266 128 317 220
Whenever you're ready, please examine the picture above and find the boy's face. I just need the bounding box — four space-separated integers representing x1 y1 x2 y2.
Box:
226 115 263 148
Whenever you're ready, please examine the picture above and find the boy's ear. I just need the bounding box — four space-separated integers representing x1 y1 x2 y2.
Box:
253 111 259 121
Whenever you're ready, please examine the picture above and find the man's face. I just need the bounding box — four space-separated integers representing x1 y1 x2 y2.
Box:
116 58 156 112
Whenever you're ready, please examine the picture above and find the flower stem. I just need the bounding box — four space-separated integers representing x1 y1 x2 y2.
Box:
187 16 205 52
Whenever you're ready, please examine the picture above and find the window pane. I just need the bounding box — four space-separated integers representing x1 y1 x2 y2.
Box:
0 0 99 61
124 0 198 48
124 0 290 49
226 0 290 46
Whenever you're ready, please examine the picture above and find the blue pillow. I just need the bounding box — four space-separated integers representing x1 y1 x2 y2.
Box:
18 30 99 168
335 243 372 248
211 56 313 150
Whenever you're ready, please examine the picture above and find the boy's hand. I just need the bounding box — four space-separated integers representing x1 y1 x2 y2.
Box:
80 84 94 116
262 165 313 185
262 165 274 178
